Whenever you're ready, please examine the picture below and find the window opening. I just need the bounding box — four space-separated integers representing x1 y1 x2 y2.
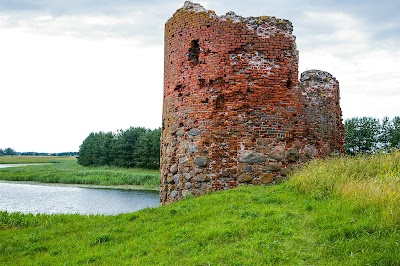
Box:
188 40 200 66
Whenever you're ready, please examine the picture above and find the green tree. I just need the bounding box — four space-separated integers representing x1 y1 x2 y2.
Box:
389 116 400 149
4 148 17 156
344 117 380 155
78 126 161 169
0 148 4 156
78 132 114 166
147 128 161 169
134 128 161 169
378 117 392 152
111 127 146 168
94 131 114 166
78 133 97 166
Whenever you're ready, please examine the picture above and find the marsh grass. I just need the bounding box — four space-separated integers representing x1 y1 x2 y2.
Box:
289 150 400 226
0 160 159 189
0 156 76 164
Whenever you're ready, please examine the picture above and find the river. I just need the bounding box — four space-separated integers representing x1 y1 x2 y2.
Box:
0 181 159 215
0 164 40 168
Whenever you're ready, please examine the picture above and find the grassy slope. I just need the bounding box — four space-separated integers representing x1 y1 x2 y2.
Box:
1 152 400 265
0 158 159 190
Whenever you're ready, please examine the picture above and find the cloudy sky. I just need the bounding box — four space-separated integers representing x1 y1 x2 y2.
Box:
0 0 399 153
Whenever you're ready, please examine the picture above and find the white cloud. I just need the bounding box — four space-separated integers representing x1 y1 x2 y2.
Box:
0 1 399 152
0 11 159 41
0 27 163 152
297 10 400 120
297 11 369 53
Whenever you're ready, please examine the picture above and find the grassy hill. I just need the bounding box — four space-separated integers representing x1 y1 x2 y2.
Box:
1 151 399 265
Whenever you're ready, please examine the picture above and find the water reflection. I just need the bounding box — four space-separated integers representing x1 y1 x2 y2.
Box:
0 164 36 168
0 181 159 215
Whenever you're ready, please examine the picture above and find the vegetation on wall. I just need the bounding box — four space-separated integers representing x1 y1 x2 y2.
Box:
78 127 161 169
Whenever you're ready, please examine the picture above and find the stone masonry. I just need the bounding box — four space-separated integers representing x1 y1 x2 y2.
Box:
160 2 344 204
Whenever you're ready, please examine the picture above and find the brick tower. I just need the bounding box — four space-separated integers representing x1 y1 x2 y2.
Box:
160 2 343 204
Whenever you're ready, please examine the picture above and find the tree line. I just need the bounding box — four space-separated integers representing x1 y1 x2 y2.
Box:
3 116 397 165
0 148 17 156
344 117 400 155
0 148 77 157
78 127 161 169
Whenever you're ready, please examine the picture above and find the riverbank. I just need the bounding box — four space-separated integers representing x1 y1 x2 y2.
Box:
1 152 400 265
0 156 76 164
0 157 159 190
0 180 158 191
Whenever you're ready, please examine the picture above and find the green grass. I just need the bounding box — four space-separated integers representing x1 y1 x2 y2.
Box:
0 156 76 164
289 150 400 226
0 158 159 190
1 152 400 265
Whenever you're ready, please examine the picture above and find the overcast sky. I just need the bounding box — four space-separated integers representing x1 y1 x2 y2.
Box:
0 0 399 152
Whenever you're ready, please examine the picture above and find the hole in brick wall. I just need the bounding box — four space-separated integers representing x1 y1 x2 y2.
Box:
216 95 225 109
188 40 200 66
201 98 209 103
174 84 183 91
179 122 184 127
210 77 225 85
178 93 183 97
287 78 292 89
199 78 206 87
172 34 174 37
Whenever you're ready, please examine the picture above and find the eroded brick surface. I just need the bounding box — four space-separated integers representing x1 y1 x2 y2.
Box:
300 70 344 156
160 2 344 204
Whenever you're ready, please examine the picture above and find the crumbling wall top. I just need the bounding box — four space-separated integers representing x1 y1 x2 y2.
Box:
301 70 339 94
172 1 294 37
181 1 208 13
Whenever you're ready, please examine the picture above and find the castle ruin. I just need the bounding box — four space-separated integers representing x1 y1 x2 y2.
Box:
160 2 344 204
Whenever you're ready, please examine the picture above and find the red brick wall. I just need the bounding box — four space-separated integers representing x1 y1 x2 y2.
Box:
160 2 344 204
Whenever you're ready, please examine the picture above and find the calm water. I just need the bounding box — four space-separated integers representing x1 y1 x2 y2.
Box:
0 181 159 215
0 164 38 168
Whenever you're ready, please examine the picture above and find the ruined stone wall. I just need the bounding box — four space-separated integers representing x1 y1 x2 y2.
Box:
300 70 344 155
161 2 344 204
